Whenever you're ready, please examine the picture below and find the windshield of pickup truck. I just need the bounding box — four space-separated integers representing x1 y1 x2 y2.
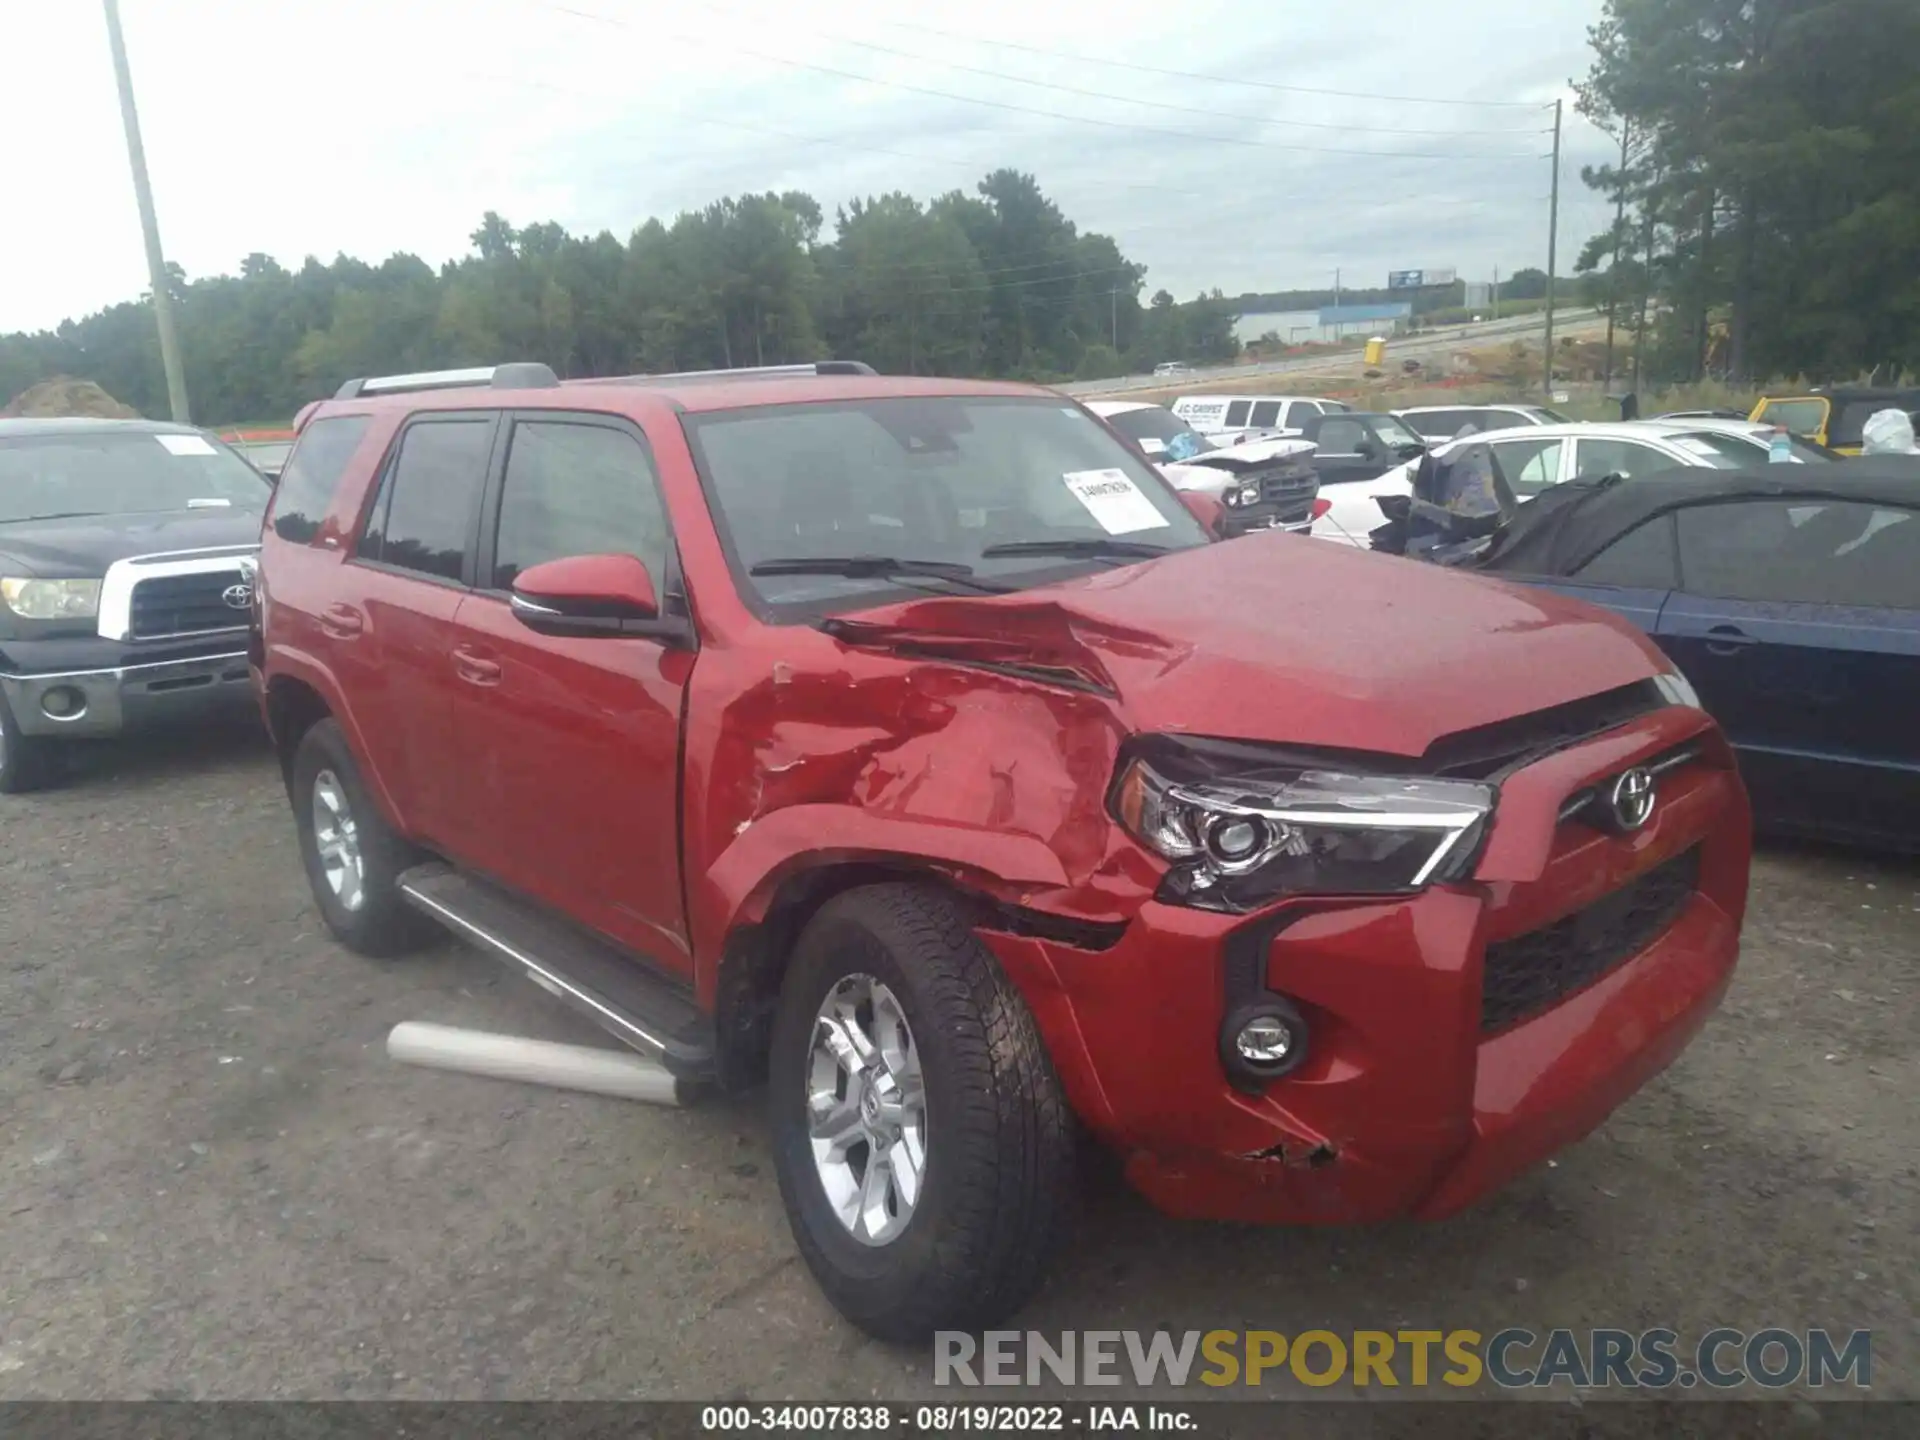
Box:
0 430 269 523
686 395 1212 611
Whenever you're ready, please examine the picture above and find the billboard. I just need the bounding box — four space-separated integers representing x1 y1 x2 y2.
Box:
1388 268 1458 290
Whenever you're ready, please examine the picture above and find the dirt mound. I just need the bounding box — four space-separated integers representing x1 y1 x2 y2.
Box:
1 377 142 420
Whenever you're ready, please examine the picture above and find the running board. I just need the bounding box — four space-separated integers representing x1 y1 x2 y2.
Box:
396 862 715 1081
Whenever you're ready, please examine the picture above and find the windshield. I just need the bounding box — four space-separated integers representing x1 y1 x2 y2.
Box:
685 396 1211 614
1105 407 1209 450
1756 398 1828 438
0 430 269 523
1522 406 1570 424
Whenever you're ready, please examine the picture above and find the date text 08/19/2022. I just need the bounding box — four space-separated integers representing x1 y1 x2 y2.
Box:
700 1404 1196 1432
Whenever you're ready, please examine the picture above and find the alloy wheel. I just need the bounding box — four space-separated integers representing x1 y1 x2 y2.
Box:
806 973 929 1247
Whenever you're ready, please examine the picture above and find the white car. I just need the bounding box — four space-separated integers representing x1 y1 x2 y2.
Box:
1169 394 1353 446
1151 362 1194 378
1308 420 1824 548
1086 400 1321 536
1394 403 1570 440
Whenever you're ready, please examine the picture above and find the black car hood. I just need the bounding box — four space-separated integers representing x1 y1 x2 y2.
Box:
0 508 264 577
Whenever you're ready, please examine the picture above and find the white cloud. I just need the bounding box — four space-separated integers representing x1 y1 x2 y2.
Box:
1 0 1615 332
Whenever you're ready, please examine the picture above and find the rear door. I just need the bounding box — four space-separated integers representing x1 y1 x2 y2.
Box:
1659 498 1920 844
338 413 496 848
446 411 695 973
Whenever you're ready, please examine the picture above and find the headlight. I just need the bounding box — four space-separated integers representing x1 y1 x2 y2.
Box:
1221 488 1242 507
1 577 102 621
1654 670 1701 709
1238 483 1261 506
1113 751 1494 913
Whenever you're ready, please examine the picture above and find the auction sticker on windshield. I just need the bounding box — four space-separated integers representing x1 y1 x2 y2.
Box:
156 434 219 457
1063 468 1170 535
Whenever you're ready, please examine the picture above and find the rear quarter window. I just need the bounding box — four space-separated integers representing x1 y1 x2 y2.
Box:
271 415 372 543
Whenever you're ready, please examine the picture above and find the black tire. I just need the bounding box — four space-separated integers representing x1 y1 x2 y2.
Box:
768 883 1075 1340
0 690 59 795
289 718 431 957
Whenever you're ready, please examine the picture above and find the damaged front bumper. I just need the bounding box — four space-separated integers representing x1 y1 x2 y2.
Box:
977 707 1749 1226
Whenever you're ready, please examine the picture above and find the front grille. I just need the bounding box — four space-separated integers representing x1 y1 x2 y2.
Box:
1258 464 1318 506
1480 846 1701 1033
129 569 250 639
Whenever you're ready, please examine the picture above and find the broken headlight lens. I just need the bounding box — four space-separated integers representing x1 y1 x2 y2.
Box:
1113 755 1494 913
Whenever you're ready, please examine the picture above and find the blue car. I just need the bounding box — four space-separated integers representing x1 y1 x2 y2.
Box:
1448 458 1920 851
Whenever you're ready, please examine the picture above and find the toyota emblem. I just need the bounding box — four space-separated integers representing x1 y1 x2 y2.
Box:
221 582 253 611
1605 766 1658 833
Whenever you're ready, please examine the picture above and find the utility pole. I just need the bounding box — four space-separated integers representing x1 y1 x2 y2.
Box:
1542 97 1563 399
1602 120 1630 392
103 0 190 424
1111 288 1118 349
1493 265 1501 320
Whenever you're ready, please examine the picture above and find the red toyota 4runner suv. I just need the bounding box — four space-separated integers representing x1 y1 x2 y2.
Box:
254 361 1751 1339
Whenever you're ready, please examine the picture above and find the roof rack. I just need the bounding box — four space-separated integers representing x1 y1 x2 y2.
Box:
567 360 876 387
332 362 562 400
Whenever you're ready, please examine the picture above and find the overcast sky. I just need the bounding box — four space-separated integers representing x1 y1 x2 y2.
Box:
3 0 1617 334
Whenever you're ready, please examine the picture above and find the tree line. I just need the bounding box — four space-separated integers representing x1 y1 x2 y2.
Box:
0 169 1238 427
1575 0 1920 385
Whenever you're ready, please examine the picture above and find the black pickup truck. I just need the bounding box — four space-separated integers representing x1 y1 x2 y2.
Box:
0 418 269 792
1298 411 1431 487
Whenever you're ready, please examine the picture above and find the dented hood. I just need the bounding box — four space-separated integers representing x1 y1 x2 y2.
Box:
828 534 1667 759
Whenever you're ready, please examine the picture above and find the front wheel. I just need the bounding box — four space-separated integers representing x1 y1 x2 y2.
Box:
0 691 59 795
769 883 1075 1340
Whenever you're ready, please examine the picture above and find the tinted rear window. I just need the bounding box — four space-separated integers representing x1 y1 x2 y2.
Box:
271 416 371 543
359 418 492 582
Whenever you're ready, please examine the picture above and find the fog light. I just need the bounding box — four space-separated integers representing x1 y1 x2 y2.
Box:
40 686 86 720
1219 996 1310 1086
1235 1015 1295 1064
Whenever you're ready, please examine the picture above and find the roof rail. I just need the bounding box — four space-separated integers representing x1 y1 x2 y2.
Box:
566 360 876 388
332 363 562 400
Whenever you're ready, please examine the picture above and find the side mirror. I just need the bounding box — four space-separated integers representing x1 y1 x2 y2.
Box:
510 553 664 638
1177 490 1226 538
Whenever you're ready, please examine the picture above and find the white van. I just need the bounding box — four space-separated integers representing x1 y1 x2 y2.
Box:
1171 394 1353 445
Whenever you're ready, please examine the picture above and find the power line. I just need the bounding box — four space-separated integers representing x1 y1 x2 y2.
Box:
464 68 1539 283
531 1 1548 161
859 10 1550 109
677 0 1549 138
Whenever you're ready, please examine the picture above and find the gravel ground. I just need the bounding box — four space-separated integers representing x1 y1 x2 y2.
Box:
1 725 1914 1407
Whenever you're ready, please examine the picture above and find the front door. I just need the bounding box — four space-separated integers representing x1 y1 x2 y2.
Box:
1658 497 1920 845
446 413 694 974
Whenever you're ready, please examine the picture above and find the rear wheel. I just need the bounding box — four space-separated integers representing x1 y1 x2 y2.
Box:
768 883 1075 1340
0 691 59 795
290 719 430 956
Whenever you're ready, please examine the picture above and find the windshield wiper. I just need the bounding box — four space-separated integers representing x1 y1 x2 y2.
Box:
749 555 1016 594
980 538 1172 563
9 511 106 523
